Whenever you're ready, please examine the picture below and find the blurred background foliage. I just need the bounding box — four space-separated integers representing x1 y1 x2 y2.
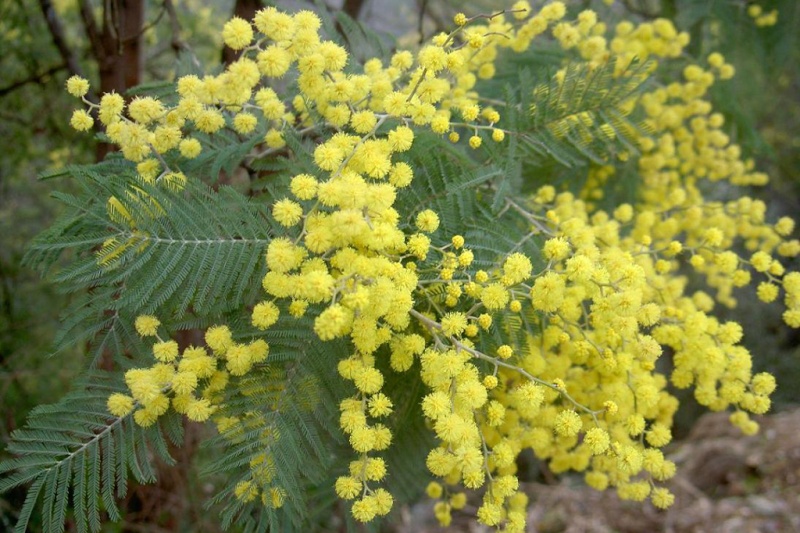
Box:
0 0 797 530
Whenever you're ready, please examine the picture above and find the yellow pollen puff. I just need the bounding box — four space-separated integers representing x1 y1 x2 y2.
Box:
441 312 468 336
206 325 233 354
252 301 280 329
651 488 675 509
70 110 93 131
483 374 498 389
265 129 285 148
418 45 448 73
467 31 485 50
354 367 383 394
416 209 440 233
66 75 90 97
747 4 762 17
257 45 292 77
512 1 531 19
482 108 501 123
468 135 482 149
750 251 772 272
704 227 724 247
503 253 533 284
233 112 258 134
388 126 414 152
458 250 474 267
222 17 253 50
756 282 778 303
719 64 735 80
496 345 513 359
646 424 672 447
107 393 135 417
98 92 124 124
135 315 161 337
554 409 582 436
179 138 202 159
264 257 304 290
751 373 777 395
290 174 318 200
775 216 795 236
481 283 510 310
613 203 634 222
272 199 303 227
708 52 725 68
335 476 361 500
603 400 618 415
584 427 610 454
368 393 393 417
128 96 165 124
186 398 213 422
426 481 444 498
350 110 377 134
153 340 179 362
172 371 198 395
407 233 431 259
666 241 683 255
314 303 352 340
543 237 570 261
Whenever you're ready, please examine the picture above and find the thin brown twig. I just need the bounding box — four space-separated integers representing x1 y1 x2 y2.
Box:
0 63 66 97
417 0 428 45
163 0 184 53
78 0 105 61
37 0 98 102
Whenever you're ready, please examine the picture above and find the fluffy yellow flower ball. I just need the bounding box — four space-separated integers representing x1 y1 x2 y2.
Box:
222 17 253 50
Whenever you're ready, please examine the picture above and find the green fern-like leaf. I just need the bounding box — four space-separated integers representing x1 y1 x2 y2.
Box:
202 315 346 531
485 53 652 171
0 374 180 533
518 59 653 166
24 164 274 365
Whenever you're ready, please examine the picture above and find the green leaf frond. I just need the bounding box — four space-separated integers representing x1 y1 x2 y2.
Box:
24 163 274 365
182 130 263 184
486 56 653 171
397 131 547 270
203 316 347 531
315 0 393 66
0 374 180 533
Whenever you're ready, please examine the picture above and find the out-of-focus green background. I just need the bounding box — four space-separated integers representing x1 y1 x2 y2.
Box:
1 1 798 531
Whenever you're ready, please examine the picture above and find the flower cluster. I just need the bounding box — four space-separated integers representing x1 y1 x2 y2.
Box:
108 319 269 426
747 4 779 27
72 2 800 531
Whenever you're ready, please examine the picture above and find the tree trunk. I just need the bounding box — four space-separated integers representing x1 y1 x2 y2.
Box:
343 0 367 20
95 0 145 160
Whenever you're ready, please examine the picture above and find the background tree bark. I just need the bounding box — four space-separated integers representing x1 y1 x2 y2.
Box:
93 0 146 159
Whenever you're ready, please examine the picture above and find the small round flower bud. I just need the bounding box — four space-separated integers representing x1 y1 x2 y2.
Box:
66 75 90 97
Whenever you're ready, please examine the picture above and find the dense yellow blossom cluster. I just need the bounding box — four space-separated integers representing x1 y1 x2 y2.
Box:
59 1 797 530
108 318 267 426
